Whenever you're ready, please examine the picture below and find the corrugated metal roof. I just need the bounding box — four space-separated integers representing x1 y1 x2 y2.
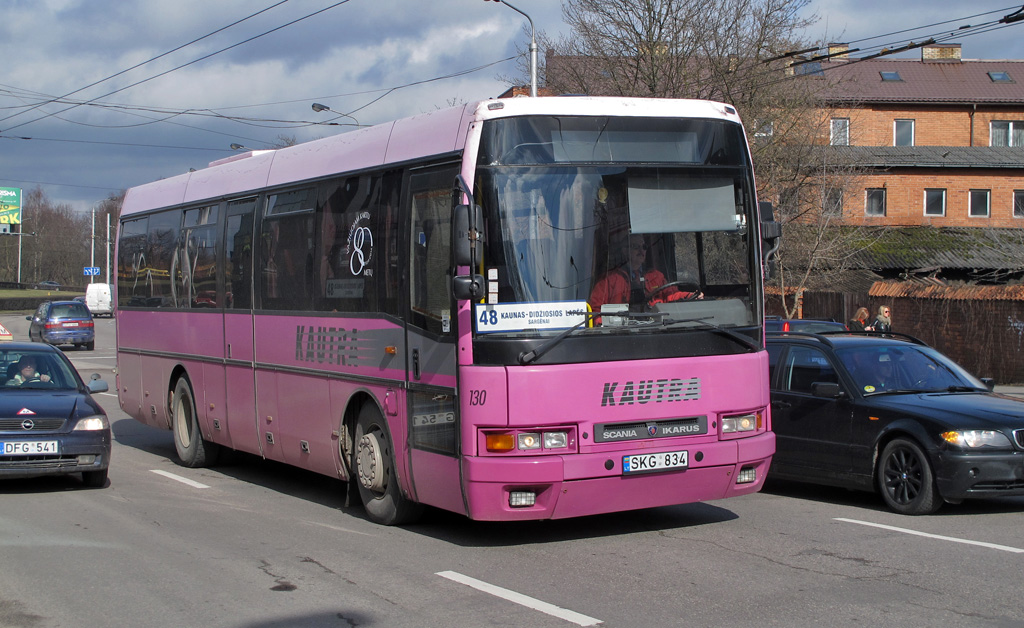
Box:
833 146 1024 169
823 58 1024 104
849 227 1024 271
783 226 1024 271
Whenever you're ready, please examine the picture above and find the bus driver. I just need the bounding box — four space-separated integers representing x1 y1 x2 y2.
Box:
589 234 697 312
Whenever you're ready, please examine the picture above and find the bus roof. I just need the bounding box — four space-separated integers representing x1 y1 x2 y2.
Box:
120 96 743 218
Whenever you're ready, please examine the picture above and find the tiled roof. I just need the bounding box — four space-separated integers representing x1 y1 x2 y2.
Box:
831 146 1024 169
869 282 1024 301
822 58 1024 104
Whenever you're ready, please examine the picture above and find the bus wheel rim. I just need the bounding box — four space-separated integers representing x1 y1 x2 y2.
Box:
357 432 385 493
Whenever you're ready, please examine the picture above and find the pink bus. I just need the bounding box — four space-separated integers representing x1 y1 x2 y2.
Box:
116 96 779 525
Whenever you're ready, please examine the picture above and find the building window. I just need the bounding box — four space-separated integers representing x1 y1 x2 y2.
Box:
990 120 1024 146
866 188 886 216
924 189 946 217
823 187 843 216
830 118 850 146
880 71 902 82
894 119 915 147
1015 190 1024 218
969 189 991 217
988 71 1013 83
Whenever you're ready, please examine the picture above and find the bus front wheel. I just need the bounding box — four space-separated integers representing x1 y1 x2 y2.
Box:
353 404 423 525
172 377 218 468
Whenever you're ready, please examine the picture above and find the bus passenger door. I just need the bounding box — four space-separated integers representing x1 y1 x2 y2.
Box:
404 165 464 515
221 197 261 456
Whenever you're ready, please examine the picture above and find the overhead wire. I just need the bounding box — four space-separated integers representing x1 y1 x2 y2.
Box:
1 0 355 134
0 0 294 126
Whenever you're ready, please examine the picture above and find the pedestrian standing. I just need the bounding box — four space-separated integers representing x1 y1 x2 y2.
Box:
848 307 874 332
873 305 892 333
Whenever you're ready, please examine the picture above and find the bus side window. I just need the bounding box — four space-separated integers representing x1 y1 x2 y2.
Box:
223 197 257 310
409 168 457 334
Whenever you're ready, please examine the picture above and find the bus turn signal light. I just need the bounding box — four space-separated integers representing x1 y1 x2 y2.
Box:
485 433 516 451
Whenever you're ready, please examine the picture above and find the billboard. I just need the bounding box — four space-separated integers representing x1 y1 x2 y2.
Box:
0 187 22 225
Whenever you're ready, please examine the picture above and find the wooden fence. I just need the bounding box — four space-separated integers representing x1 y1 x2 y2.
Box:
767 284 1024 384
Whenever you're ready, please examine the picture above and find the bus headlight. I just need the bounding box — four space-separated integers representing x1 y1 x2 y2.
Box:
518 433 541 450
722 413 757 433
543 431 568 449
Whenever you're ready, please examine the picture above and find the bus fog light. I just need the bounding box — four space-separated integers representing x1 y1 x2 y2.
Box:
518 433 541 450
736 466 757 484
509 491 536 507
543 431 568 449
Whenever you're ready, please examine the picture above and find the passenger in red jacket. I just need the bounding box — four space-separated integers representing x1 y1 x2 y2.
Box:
589 234 697 312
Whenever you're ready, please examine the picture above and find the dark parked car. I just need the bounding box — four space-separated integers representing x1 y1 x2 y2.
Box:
0 342 110 487
764 317 847 333
767 331 1024 515
27 301 96 350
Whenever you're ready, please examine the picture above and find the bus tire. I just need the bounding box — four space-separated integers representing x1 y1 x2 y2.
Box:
354 404 423 526
172 377 218 468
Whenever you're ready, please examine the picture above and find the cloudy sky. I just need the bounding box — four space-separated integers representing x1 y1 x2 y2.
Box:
3 0 1023 212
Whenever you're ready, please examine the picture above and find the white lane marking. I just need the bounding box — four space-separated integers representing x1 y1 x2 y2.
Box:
836 518 1024 554
150 469 210 489
436 570 602 626
302 520 375 536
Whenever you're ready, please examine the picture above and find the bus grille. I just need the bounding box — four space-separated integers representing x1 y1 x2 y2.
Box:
594 416 708 443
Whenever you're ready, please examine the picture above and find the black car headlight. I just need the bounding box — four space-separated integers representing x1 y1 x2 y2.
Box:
940 430 1012 449
73 415 109 431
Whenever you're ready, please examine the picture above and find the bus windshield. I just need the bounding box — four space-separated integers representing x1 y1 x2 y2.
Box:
475 116 758 339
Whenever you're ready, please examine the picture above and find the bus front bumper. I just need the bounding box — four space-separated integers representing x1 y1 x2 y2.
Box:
460 432 774 521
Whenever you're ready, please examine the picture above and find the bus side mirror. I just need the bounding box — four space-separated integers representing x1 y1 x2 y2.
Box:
452 274 485 301
453 203 484 267
759 201 781 279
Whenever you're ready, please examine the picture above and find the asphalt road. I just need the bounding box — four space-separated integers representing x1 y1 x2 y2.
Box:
1 314 1022 628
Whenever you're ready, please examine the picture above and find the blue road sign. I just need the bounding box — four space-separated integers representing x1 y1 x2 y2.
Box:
84 266 100 276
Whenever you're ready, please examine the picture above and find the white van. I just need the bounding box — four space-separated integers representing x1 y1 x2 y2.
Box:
85 283 113 316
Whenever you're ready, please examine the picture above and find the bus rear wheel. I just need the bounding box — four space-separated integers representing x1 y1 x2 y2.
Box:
353 404 423 526
172 377 218 468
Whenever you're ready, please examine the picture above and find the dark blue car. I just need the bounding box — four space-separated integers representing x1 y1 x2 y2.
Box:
767 331 1024 515
27 300 96 350
0 342 110 487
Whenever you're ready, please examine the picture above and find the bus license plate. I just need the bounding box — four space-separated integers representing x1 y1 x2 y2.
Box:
1 441 59 455
622 450 688 474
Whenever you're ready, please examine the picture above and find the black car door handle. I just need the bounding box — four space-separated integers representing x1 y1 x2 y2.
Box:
771 400 792 409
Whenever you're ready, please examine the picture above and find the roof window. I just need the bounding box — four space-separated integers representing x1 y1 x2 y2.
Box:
988 71 1013 83
880 71 903 82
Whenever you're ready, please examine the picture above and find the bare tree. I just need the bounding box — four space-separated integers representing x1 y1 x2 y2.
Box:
505 0 873 318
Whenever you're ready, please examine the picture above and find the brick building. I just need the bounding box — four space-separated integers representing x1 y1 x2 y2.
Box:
817 43 1024 229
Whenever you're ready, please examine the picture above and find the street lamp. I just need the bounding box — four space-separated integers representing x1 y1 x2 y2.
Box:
484 0 538 97
311 103 361 126
230 143 251 151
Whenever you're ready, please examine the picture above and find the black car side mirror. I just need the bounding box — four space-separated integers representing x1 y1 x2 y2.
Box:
811 382 843 398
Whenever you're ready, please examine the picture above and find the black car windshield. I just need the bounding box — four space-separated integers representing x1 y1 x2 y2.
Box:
1 350 79 390
836 344 986 394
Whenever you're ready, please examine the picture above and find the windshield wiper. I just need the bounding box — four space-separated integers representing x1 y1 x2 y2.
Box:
660 317 760 352
518 310 662 365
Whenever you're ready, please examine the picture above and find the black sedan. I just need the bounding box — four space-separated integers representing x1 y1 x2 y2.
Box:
766 331 1024 515
0 342 110 487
